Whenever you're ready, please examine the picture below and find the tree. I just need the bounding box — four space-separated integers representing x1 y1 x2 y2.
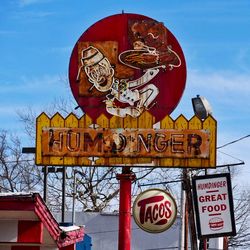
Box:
228 187 250 248
0 130 42 193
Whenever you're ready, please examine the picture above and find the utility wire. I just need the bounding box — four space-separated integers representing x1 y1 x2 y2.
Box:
217 134 250 149
215 134 250 166
0 159 34 164
138 179 182 187
217 150 245 164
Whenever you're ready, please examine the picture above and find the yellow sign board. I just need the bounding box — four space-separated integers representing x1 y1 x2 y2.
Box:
36 112 216 167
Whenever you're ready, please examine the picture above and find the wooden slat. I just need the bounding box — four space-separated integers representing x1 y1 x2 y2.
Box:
96 114 109 128
77 114 92 166
136 111 154 164
173 115 188 168
159 115 174 167
187 116 203 168
123 114 138 165
63 113 79 165
109 115 124 165
49 113 65 166
95 114 109 165
36 113 50 165
203 115 217 168
123 115 138 129
138 111 155 128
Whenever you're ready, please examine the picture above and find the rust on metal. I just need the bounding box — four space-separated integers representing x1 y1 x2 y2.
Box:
69 14 187 122
41 128 210 159
35 112 217 167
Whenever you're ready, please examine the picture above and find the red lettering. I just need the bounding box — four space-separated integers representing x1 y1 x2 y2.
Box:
221 204 227 211
199 196 205 202
137 195 174 225
199 193 228 203
217 193 227 200
159 203 165 218
165 201 172 219
214 205 220 211
211 195 216 201
145 206 153 223
138 196 164 224
153 204 159 221
201 204 227 213
202 206 207 213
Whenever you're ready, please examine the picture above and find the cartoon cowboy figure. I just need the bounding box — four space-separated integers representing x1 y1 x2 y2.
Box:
77 45 164 118
76 20 182 118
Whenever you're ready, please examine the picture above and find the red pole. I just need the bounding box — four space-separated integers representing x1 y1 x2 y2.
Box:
223 237 228 250
116 167 136 250
203 239 207 250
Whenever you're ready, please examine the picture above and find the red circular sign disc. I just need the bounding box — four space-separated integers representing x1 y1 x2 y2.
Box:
69 13 186 123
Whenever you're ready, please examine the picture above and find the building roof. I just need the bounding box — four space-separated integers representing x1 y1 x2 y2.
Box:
55 211 181 250
0 192 84 248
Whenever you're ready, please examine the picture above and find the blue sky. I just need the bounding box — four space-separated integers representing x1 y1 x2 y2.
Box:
0 0 250 184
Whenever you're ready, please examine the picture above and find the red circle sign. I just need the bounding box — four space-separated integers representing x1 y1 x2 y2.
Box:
133 188 177 233
69 13 186 123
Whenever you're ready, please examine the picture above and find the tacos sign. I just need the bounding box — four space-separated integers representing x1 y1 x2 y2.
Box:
133 189 177 233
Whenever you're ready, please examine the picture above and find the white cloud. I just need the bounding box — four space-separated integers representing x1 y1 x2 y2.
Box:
182 69 250 118
188 69 250 94
235 48 250 72
173 69 250 119
0 74 68 94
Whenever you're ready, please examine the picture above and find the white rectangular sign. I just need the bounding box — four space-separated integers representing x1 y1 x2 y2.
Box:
192 173 236 238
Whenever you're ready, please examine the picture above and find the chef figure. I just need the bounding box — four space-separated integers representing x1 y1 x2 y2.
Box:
77 45 161 118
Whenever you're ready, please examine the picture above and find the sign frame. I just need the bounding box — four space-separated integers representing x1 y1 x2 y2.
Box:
35 112 217 168
192 173 236 239
68 13 187 123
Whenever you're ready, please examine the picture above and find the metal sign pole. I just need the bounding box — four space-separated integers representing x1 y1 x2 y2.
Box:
43 166 48 202
183 169 198 250
116 167 136 250
62 167 66 223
